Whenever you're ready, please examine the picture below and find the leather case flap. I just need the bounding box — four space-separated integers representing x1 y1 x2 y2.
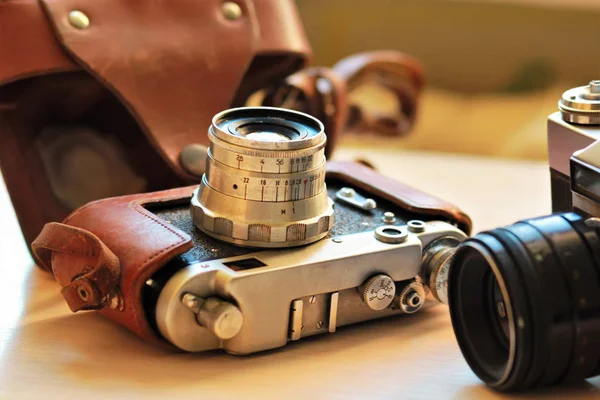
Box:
1 0 311 179
0 0 76 85
39 0 258 179
33 186 195 343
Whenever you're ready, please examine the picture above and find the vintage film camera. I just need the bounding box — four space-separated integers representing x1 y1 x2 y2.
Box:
448 81 600 391
147 107 468 354
35 107 471 355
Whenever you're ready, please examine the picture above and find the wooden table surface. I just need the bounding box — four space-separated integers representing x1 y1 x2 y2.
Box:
1 148 599 399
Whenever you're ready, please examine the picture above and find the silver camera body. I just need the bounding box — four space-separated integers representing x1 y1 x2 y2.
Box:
154 219 466 354
548 81 600 216
143 107 467 354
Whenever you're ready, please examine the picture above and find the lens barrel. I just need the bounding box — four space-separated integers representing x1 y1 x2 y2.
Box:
448 212 600 391
191 107 334 248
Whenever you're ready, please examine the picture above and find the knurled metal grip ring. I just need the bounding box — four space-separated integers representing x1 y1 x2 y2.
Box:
559 81 600 125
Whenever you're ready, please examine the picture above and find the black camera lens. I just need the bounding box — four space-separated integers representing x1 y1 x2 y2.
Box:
448 212 600 391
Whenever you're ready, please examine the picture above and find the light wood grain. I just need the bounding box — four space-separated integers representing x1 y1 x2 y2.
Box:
1 148 599 399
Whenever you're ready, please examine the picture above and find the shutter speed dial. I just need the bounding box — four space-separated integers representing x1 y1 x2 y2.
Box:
361 274 396 310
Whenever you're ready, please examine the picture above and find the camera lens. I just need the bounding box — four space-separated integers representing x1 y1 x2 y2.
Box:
191 107 334 248
448 212 600 391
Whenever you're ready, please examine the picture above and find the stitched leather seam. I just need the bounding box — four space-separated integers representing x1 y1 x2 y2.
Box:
128 205 189 335
63 198 112 223
132 205 187 243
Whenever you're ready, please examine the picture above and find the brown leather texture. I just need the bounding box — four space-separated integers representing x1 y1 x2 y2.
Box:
34 186 195 345
32 222 121 311
0 0 310 248
40 0 309 179
37 161 471 347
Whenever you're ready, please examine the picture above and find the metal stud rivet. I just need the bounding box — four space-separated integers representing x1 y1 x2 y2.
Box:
68 10 90 29
222 2 242 20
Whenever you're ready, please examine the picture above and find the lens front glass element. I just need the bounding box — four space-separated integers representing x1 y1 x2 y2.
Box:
449 245 514 387
235 122 299 142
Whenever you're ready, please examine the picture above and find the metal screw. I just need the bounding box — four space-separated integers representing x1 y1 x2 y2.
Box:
68 10 90 29
309 296 316 304
340 187 356 197
590 80 600 94
332 237 343 243
364 198 377 210
222 2 243 20
382 212 396 223
316 320 324 329
497 301 506 318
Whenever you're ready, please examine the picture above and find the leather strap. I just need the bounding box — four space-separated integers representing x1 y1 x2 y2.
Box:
31 222 120 311
260 67 347 158
258 50 424 152
333 51 424 137
327 161 472 234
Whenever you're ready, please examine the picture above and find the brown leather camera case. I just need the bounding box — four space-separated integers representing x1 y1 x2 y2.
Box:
1 1 426 253
32 161 471 348
0 0 311 246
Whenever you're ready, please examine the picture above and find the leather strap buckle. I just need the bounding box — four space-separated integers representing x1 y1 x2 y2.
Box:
31 222 121 312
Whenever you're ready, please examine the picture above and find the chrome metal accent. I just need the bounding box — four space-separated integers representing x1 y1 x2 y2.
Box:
68 10 90 29
361 274 396 311
374 225 408 244
155 222 468 354
421 236 462 304
329 292 339 333
181 293 243 340
221 2 243 20
558 81 600 125
192 107 333 247
290 300 303 341
382 212 397 223
397 282 425 314
407 220 426 233
335 187 377 210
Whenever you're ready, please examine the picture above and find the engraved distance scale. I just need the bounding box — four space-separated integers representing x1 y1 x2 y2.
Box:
192 107 334 247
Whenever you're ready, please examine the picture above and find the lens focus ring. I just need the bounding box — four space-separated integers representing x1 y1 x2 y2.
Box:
192 107 334 248
448 212 600 391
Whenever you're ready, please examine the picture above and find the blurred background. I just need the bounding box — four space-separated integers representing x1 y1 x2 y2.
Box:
295 0 600 160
